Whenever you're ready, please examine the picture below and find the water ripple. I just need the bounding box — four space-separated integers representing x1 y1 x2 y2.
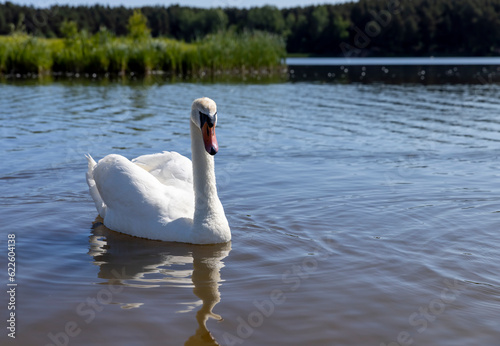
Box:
1 81 499 346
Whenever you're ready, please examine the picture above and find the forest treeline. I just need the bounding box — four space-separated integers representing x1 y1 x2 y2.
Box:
1 0 500 56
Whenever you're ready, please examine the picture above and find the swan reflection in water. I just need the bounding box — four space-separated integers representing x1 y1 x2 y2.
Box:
88 217 231 346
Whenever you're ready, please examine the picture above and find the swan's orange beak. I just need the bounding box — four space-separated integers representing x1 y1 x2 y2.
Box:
202 122 218 155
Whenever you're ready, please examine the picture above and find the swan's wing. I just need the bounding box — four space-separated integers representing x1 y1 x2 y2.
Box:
132 151 193 187
92 154 194 240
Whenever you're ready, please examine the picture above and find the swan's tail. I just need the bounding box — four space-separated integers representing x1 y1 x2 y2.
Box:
85 154 107 218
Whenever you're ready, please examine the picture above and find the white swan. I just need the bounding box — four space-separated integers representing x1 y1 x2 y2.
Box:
85 97 231 244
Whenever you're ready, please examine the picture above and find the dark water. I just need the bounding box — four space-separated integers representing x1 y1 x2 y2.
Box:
287 57 500 84
287 57 500 65
1 80 500 346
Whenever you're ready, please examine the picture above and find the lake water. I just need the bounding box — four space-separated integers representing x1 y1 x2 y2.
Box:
1 79 500 346
286 57 500 66
287 57 500 84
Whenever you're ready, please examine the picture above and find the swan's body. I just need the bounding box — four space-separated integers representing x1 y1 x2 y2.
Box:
85 98 230 244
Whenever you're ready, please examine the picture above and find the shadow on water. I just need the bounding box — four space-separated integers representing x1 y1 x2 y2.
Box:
0 70 289 86
289 64 500 84
4 59 500 85
287 58 500 84
89 217 231 346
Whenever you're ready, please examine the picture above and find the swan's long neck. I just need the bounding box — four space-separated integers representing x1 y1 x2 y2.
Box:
190 120 223 227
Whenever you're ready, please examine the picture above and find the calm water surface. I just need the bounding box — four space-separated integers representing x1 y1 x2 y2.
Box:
1 81 500 345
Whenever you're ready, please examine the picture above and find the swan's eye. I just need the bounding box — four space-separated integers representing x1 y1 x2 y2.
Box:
199 111 216 128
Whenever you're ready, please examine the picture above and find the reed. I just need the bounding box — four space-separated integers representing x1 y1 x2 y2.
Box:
0 34 53 74
0 30 286 76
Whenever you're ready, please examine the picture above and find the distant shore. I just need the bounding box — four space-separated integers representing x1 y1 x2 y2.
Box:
2 1 500 57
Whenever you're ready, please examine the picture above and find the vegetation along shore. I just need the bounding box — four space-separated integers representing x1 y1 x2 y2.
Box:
1 0 500 57
1 0 499 76
0 10 286 76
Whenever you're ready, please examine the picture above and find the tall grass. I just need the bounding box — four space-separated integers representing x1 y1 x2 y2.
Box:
0 30 286 76
0 34 53 74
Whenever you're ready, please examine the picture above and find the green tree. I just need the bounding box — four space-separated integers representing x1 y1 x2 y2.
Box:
9 12 26 34
248 6 285 34
176 8 227 41
60 20 78 39
127 9 150 40
0 10 7 35
310 5 328 40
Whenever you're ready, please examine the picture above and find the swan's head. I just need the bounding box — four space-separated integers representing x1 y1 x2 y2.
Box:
191 97 218 156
